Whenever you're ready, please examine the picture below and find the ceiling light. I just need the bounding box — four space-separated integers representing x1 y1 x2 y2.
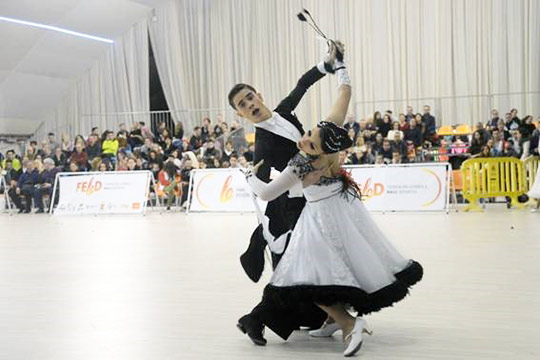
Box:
0 16 114 44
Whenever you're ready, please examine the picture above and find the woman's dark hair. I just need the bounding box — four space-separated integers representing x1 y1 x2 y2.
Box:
228 83 257 109
164 161 177 177
317 121 353 154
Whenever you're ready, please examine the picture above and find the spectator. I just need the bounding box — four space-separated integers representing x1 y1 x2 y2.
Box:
501 140 519 158
52 147 67 169
201 117 213 143
174 121 185 140
34 158 59 213
387 122 404 141
243 144 255 162
476 122 491 141
391 151 402 164
86 134 101 161
11 160 39 213
404 118 423 147
129 122 145 149
469 131 486 156
379 140 393 163
1 150 22 172
405 106 415 122
158 161 180 210
190 126 203 151
487 109 501 130
344 115 360 140
222 141 234 162
422 105 437 141
391 131 408 162
491 130 504 156
69 143 88 171
180 158 194 205
68 162 79 172
398 113 410 132
47 132 60 152
101 131 119 163
350 146 374 165
374 154 385 165
497 120 511 140
229 155 239 168
377 114 392 138
61 133 73 153
372 133 384 155
520 115 536 139
506 110 520 130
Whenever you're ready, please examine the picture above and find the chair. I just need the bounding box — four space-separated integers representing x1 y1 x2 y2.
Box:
455 124 472 135
437 125 454 136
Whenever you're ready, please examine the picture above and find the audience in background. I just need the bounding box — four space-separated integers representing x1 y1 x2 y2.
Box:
1 106 539 213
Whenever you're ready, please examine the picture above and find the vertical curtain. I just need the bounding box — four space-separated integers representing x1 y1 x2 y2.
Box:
149 0 540 128
38 18 149 140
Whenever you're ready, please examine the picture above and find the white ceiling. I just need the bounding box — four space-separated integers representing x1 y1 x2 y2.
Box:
0 0 167 135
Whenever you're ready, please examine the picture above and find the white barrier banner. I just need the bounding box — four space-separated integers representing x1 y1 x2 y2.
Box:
345 164 449 211
53 171 151 215
189 169 265 212
189 164 448 213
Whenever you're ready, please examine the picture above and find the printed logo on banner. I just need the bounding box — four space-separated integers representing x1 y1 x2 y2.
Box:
76 177 102 195
358 177 385 200
220 175 234 203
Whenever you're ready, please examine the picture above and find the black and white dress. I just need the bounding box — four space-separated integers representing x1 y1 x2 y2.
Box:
247 152 423 314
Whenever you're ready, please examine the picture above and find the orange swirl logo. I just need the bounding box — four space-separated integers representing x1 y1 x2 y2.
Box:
76 177 102 195
359 178 385 199
220 175 234 203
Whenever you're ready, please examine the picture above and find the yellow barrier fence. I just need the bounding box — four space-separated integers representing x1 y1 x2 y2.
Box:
461 157 527 211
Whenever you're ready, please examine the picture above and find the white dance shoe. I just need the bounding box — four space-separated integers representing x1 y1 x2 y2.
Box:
343 318 372 357
309 321 341 337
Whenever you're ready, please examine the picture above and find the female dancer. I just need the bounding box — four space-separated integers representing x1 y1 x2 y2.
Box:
244 55 423 357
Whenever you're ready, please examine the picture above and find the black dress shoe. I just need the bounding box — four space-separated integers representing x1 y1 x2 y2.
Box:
17 208 24 214
23 209 31 214
35 209 45 214
237 314 267 346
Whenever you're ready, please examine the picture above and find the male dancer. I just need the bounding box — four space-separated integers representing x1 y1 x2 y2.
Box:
228 44 341 344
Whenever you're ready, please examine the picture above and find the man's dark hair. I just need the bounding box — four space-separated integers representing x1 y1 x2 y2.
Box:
7 150 14 154
30 141 37 146
91 127 98 132
48 132 55 136
228 83 257 110
5 159 12 164
139 122 145 126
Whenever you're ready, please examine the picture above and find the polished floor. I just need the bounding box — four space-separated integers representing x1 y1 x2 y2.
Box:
0 206 539 359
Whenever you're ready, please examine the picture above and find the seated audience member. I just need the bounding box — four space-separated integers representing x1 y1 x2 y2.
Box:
11 160 40 213
472 145 492 158
405 106 415 122
129 122 145 149
398 113 410 132
69 143 88 171
497 120 511 140
229 155 240 168
1 150 22 171
387 121 404 140
469 131 486 156
101 131 119 163
405 118 423 147
374 154 385 165
371 133 384 154
201 117 213 143
68 162 79 172
476 122 491 141
379 139 393 163
34 158 59 213
391 151 402 164
350 146 374 165
501 140 520 158
520 115 536 139
491 129 504 155
158 161 181 210
391 131 408 162
189 126 203 151
52 147 67 169
487 109 501 131
180 158 194 205
344 115 360 140
86 134 101 161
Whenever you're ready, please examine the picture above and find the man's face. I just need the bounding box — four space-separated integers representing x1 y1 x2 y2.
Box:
407 106 413 114
6 151 14 160
492 110 499 118
230 157 238 167
185 160 193 168
232 88 272 123
394 132 401 142
423 106 430 114
383 141 390 150
26 162 34 171
48 135 55 142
